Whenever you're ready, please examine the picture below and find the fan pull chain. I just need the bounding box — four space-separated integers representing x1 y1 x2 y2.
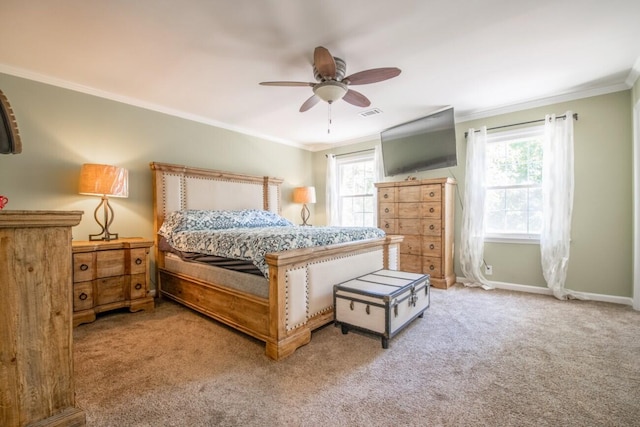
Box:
327 102 332 134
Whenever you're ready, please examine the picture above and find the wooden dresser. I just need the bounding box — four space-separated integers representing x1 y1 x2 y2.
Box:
0 210 86 427
72 238 154 326
376 178 456 289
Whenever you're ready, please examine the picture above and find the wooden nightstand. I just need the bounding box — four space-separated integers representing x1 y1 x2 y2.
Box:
72 238 154 327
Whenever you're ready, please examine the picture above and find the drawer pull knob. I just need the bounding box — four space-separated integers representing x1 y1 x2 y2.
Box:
385 224 389 229
366 305 370 315
429 225 435 230
135 258 143 265
384 194 388 199
135 283 143 290
430 265 435 271
429 191 435 197
430 244 435 250
80 264 89 271
429 207 435 213
79 292 88 301
350 301 354 310
384 208 389 213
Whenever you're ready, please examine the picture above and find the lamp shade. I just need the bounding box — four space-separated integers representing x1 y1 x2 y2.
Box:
79 163 129 197
292 186 316 204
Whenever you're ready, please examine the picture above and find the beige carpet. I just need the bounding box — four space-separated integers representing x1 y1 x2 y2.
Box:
73 285 640 426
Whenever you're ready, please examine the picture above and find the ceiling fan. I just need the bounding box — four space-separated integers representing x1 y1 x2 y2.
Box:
260 46 401 113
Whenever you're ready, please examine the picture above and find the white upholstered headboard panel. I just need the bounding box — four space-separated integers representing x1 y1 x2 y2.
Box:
150 162 283 239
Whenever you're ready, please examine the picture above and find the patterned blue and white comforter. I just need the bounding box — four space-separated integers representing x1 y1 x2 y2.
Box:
165 226 385 278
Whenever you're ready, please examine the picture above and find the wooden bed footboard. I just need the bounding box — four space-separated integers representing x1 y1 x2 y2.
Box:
158 235 402 360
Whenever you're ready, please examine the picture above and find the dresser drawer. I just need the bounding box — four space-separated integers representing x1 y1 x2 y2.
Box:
423 257 443 278
422 219 442 236
398 185 421 202
97 249 125 278
398 202 421 218
400 254 422 273
96 276 126 305
421 184 442 202
128 248 147 274
422 237 441 256
400 235 422 255
379 218 397 234
379 202 396 218
398 218 421 235
73 282 94 311
378 188 396 203
422 202 441 218
129 273 147 299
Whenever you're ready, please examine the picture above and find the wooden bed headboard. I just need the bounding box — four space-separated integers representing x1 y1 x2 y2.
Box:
149 162 284 249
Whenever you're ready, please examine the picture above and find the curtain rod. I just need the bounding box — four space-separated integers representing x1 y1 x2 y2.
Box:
464 113 578 138
325 148 374 158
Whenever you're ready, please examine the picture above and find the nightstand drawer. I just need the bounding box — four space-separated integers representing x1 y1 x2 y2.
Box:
97 249 125 277
129 273 147 299
96 276 126 305
129 248 147 274
73 253 94 283
73 282 94 311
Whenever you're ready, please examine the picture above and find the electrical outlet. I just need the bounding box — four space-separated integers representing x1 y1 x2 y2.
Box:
485 265 493 275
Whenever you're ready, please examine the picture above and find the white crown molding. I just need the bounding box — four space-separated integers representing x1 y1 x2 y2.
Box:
625 56 640 87
456 82 630 123
2 62 636 152
0 63 305 149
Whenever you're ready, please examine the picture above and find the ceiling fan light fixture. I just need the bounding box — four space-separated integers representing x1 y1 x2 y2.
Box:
313 81 348 103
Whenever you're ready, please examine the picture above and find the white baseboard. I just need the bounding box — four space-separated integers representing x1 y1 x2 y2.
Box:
456 277 634 307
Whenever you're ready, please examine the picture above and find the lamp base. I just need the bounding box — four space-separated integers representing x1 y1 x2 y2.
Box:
89 196 120 241
300 204 311 226
89 231 119 241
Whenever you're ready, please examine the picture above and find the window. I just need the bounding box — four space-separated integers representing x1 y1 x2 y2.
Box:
335 152 376 227
485 126 544 241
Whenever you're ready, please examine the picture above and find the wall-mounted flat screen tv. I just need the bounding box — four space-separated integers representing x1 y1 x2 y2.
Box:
380 107 457 177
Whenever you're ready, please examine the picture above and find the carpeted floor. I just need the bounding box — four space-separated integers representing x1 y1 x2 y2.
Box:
73 285 640 426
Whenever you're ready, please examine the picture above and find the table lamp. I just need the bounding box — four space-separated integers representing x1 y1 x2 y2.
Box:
78 163 128 241
292 186 316 226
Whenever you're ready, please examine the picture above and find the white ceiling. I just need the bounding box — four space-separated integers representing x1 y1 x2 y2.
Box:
1 0 639 151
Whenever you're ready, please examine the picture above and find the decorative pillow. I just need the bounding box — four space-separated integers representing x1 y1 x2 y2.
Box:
159 209 293 238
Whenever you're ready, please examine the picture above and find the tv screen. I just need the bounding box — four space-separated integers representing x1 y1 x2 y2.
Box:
380 107 457 177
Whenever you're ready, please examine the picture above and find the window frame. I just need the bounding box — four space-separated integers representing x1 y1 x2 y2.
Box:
335 151 376 227
484 125 545 244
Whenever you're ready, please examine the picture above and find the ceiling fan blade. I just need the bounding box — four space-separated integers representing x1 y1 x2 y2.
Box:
343 89 371 108
344 67 401 85
260 81 315 87
299 95 320 112
314 46 336 80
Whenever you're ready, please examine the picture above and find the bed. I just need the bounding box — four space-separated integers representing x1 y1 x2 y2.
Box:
150 162 402 360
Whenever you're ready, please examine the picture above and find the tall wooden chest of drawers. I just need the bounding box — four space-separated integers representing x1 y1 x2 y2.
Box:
375 178 456 289
72 238 154 326
1 210 86 427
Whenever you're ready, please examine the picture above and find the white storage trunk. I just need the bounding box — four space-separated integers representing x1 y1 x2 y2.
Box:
334 269 430 349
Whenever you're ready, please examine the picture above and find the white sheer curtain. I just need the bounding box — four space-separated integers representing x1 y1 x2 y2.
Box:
325 154 339 226
541 112 577 299
460 127 492 289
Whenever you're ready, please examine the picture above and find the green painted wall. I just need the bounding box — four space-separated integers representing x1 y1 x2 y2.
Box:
1 70 633 298
0 72 314 290
314 90 633 298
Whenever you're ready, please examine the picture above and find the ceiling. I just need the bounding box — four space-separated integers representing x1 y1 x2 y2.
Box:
1 0 639 151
